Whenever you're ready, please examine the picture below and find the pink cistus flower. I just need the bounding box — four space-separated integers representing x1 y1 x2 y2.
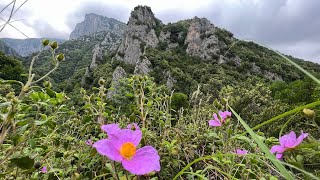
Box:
209 111 232 127
41 166 47 173
93 124 160 175
270 131 308 159
235 149 248 155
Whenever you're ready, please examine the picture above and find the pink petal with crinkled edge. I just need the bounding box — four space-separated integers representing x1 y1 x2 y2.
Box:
276 153 283 159
236 149 248 155
93 139 123 162
294 131 308 147
101 124 121 139
111 129 142 147
280 131 297 148
209 119 221 127
219 111 232 120
122 146 160 175
270 145 287 154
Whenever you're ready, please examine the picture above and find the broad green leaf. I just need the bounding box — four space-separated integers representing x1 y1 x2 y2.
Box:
10 156 34 169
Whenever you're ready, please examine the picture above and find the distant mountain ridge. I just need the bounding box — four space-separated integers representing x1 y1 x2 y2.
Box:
69 13 126 40
0 40 20 57
0 38 65 57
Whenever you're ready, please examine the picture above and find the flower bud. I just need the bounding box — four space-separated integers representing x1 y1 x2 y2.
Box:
43 81 52 88
42 39 50 46
56 53 65 61
11 97 19 104
6 92 15 99
296 155 304 163
50 41 58 50
98 78 105 86
303 108 315 119
73 173 80 179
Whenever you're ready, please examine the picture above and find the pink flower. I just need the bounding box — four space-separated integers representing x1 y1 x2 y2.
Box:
85 139 93 146
41 166 47 173
235 149 248 155
209 111 232 127
93 124 160 175
270 131 308 159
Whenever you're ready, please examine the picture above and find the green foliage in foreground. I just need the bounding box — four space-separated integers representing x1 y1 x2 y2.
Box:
1 40 320 179
1 72 320 179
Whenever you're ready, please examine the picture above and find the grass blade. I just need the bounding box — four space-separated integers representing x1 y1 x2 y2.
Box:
229 107 294 180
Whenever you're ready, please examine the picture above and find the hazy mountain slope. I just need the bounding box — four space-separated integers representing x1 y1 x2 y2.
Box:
0 40 20 57
0 38 65 57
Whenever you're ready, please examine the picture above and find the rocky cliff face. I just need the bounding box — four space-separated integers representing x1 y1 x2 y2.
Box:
107 66 127 99
114 6 161 65
70 13 126 40
185 17 221 60
0 38 65 57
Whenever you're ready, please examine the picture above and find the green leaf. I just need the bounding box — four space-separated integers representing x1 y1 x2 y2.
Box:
10 156 34 169
28 139 36 148
45 87 56 98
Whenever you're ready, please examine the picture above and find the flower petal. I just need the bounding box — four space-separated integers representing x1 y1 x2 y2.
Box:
112 129 142 147
293 131 308 147
101 124 121 138
219 111 231 120
236 149 248 155
93 139 122 162
270 145 286 154
122 146 160 175
276 153 283 159
209 119 221 127
280 131 297 148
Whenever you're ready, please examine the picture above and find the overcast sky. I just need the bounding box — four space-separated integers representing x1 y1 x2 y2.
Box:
0 0 319 63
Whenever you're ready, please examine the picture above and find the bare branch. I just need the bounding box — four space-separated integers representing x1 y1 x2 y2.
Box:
0 16 29 38
0 0 14 15
0 0 16 32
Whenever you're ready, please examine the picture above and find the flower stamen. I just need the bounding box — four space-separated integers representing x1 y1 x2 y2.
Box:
120 142 136 160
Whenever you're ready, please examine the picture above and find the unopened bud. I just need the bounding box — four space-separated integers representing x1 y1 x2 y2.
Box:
43 81 52 88
303 108 315 119
50 41 58 50
11 97 19 104
98 78 105 86
6 92 15 99
42 39 50 46
56 53 65 61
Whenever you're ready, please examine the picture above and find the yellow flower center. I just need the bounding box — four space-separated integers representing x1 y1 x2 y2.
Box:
120 142 136 160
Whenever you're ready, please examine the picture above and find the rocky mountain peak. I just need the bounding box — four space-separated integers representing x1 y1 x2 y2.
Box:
114 6 161 65
184 16 221 60
128 6 158 28
69 14 126 40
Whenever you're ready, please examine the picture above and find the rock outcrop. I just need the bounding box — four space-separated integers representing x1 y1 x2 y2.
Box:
107 66 127 98
70 13 126 40
185 17 220 60
114 6 161 65
134 57 152 75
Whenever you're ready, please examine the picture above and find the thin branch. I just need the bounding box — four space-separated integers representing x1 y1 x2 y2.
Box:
0 0 14 15
0 0 16 32
13 0 28 15
32 63 60 84
0 18 25 28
